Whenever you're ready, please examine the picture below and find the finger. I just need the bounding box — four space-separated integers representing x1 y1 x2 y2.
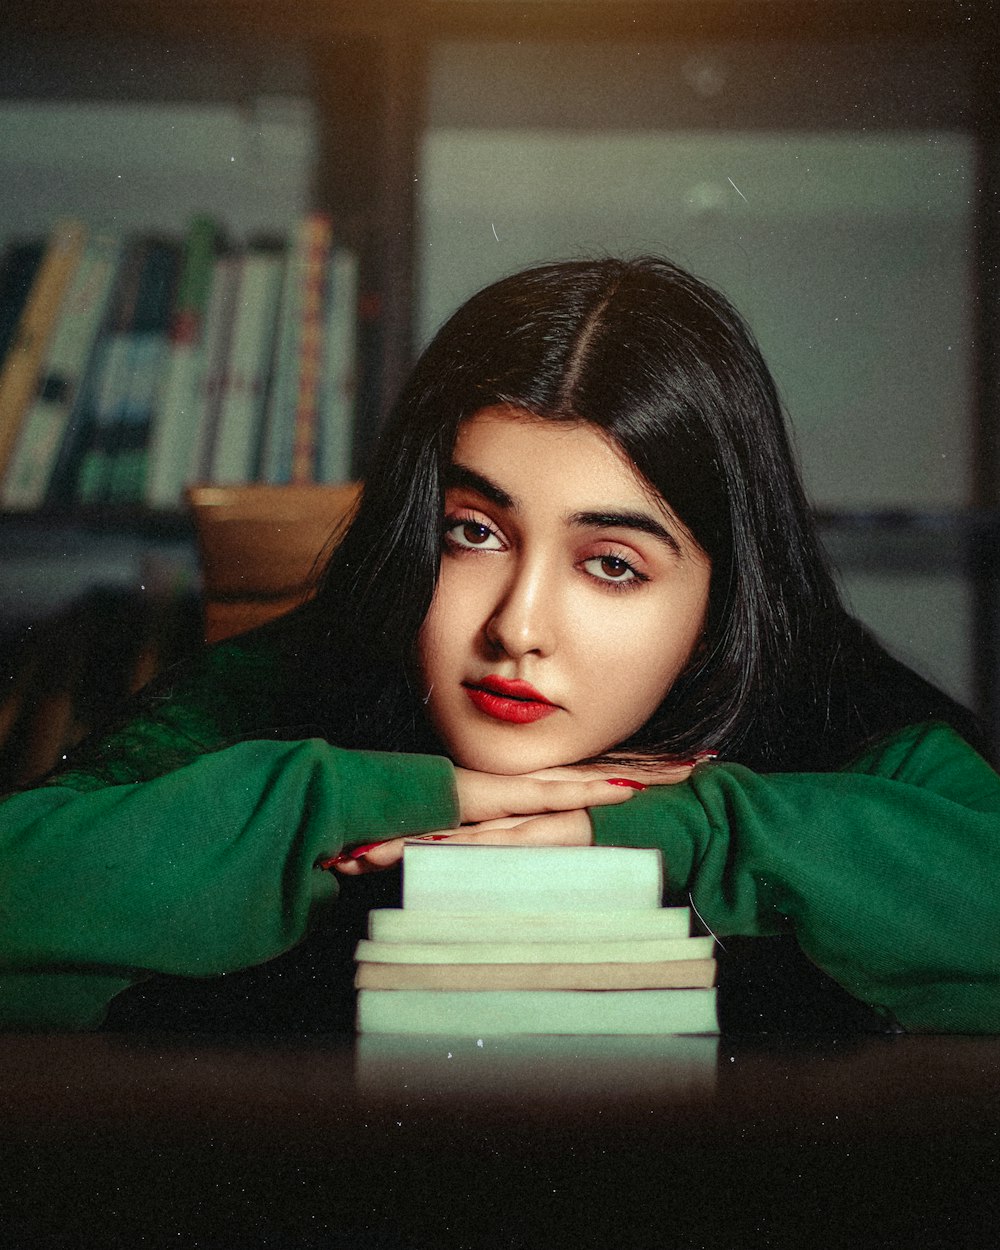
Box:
444 810 593 848
455 772 640 824
525 777 647 812
329 813 557 874
330 827 479 874
528 761 700 785
329 835 408 874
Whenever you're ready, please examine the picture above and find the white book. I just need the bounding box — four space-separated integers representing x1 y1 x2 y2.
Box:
209 246 285 483
367 907 692 943
146 336 205 506
145 215 220 508
187 253 239 483
354 936 715 966
401 843 664 913
356 988 720 1036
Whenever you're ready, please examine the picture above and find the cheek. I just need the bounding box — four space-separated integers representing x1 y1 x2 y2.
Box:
581 598 704 722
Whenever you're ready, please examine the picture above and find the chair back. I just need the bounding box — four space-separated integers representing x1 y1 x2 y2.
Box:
186 482 361 644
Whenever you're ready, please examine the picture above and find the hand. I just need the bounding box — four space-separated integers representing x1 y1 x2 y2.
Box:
333 809 593 876
327 756 705 877
525 758 701 786
452 766 640 825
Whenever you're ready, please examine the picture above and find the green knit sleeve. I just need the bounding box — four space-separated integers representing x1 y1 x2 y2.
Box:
589 723 1000 1033
42 623 293 791
0 739 458 1029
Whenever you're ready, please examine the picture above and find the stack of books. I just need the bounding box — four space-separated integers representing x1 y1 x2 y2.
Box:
355 843 719 1036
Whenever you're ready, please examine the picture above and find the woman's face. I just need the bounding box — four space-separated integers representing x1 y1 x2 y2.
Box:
417 406 712 774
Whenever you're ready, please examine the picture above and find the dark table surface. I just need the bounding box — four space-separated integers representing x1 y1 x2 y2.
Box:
0 1029 997 1249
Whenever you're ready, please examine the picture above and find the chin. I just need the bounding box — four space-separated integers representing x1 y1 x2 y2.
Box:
448 737 588 776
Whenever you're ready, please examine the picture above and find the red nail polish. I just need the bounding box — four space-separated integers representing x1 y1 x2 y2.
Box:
316 839 391 870
606 778 648 790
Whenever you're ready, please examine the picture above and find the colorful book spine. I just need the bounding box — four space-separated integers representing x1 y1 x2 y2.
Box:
1 234 121 510
188 252 240 484
0 220 87 486
289 213 332 482
144 216 220 509
73 239 148 504
259 212 332 483
104 238 179 502
207 242 285 484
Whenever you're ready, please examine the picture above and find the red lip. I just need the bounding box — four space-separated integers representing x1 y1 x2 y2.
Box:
463 675 559 725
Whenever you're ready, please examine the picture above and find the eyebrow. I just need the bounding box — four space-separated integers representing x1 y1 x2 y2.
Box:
444 463 514 510
445 461 682 553
568 509 681 553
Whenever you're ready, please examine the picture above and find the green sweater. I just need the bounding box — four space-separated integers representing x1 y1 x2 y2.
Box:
1 618 998 1032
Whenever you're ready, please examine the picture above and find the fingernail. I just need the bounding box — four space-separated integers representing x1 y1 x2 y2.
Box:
606 778 648 790
316 839 391 869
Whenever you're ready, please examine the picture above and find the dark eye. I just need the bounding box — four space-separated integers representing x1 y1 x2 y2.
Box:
445 520 503 550
583 555 637 583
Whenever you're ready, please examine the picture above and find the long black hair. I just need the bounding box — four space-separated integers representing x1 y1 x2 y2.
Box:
311 256 980 770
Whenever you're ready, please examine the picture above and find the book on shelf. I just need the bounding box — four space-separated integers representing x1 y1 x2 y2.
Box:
288 212 332 483
1 233 121 510
401 842 665 912
355 958 718 991
355 844 719 1037
145 216 221 509
206 239 285 484
72 238 150 503
104 237 180 502
0 239 45 369
356 988 720 1036
187 251 241 484
259 211 332 483
0 219 87 485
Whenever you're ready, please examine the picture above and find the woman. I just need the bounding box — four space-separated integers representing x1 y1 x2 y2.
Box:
1 257 996 1033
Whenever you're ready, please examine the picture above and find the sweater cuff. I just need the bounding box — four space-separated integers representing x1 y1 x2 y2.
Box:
326 747 459 845
589 781 710 894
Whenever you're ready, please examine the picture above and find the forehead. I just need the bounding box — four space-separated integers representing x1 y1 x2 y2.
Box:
450 406 661 509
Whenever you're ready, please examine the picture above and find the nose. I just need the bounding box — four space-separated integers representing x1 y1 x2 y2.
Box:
484 559 555 659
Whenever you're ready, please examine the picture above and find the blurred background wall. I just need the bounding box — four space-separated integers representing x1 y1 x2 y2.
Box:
0 6 994 769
